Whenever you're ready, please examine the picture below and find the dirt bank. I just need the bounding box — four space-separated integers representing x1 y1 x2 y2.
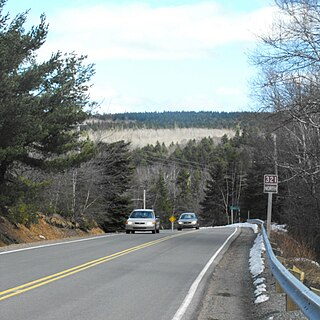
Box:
0 214 104 248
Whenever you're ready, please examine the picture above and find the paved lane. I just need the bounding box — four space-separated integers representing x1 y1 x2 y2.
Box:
0 228 237 320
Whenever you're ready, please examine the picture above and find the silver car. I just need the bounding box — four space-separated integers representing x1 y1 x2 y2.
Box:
177 212 199 230
125 209 160 234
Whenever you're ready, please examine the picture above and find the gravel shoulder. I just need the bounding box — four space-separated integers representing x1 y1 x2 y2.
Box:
196 227 308 320
196 227 256 320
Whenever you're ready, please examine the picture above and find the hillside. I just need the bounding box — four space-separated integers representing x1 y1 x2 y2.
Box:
85 111 261 147
87 127 235 148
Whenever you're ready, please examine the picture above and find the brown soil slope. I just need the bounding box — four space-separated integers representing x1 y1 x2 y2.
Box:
0 214 104 247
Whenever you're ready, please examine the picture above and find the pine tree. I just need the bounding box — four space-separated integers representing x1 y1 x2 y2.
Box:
200 163 229 226
95 141 134 231
153 171 172 227
176 168 192 212
0 2 95 209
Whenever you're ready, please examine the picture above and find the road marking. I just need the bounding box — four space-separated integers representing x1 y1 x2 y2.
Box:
0 234 120 255
172 227 238 320
0 231 196 301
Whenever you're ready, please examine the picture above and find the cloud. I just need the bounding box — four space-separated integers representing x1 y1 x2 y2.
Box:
39 1 276 61
215 86 243 96
93 89 247 114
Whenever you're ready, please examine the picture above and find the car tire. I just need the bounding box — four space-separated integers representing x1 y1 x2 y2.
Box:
177 228 182 231
156 229 160 233
131 230 135 234
152 229 156 234
126 230 130 234
196 227 199 229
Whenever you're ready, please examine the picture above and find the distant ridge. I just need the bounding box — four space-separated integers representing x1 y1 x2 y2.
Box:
91 111 264 130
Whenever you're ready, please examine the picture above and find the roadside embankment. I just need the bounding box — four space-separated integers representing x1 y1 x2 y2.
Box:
196 227 310 319
0 214 104 248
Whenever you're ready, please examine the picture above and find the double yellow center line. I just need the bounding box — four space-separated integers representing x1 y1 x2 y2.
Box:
0 231 196 301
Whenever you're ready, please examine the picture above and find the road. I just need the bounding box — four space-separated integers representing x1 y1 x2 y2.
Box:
0 228 237 320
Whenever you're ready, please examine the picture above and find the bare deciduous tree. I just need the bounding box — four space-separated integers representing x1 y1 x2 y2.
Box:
252 0 320 256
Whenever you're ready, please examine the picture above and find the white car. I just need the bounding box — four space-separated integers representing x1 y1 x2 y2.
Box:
125 209 160 234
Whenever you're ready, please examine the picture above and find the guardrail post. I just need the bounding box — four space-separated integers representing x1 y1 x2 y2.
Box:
275 256 287 293
275 280 284 294
286 267 305 311
292 266 305 282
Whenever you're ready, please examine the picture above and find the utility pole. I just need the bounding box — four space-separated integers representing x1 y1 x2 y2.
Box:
231 208 234 224
132 189 146 209
266 192 272 238
71 124 81 219
266 133 279 238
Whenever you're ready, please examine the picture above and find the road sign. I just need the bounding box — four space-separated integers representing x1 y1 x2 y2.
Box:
264 174 278 193
264 174 278 185
264 185 278 193
169 216 176 223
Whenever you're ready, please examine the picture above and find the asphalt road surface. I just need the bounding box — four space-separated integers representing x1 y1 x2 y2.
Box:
0 228 237 320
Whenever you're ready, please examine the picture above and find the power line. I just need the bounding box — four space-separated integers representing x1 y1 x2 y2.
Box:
135 150 211 171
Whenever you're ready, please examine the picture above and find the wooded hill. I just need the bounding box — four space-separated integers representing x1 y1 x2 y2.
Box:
91 111 266 130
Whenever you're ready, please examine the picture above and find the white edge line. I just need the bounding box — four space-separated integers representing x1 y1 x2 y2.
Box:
0 234 121 255
172 227 238 320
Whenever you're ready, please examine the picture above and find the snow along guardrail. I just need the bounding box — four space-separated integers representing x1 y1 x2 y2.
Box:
247 219 320 319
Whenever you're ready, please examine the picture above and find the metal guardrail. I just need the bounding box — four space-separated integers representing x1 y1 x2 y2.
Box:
248 219 320 319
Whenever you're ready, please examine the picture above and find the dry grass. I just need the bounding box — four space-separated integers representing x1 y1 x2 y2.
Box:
271 230 320 289
87 128 235 148
271 231 316 260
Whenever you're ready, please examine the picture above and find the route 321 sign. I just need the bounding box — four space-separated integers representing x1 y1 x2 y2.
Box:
264 174 278 193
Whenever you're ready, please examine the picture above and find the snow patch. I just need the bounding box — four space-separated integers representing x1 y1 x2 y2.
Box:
225 222 258 233
293 258 320 268
255 294 269 304
253 277 265 285
249 234 265 277
271 223 287 233
254 284 267 296
249 234 269 303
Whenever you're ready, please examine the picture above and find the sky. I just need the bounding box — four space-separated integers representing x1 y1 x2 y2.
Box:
4 0 276 114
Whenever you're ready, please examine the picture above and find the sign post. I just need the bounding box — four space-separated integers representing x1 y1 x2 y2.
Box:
169 215 176 231
230 206 240 224
264 174 278 238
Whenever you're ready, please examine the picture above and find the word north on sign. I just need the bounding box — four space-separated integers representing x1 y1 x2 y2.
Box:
264 174 278 193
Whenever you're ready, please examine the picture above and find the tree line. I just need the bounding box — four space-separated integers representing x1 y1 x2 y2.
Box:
90 111 265 130
0 0 319 259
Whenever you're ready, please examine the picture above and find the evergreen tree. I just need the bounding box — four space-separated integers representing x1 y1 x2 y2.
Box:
200 163 229 226
95 141 134 231
176 168 192 212
201 134 249 225
153 171 172 227
0 2 95 211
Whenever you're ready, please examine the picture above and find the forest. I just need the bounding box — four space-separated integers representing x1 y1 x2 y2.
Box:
0 0 319 259
91 111 265 130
